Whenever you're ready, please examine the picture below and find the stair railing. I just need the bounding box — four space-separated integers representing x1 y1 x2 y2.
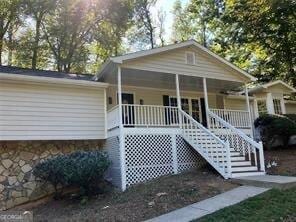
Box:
208 110 265 172
179 109 232 178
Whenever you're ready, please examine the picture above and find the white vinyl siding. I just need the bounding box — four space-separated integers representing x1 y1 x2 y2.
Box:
122 46 247 82
224 98 247 110
0 81 106 140
286 103 296 114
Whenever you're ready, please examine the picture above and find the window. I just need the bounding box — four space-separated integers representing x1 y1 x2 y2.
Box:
257 100 268 116
185 52 195 65
273 99 282 114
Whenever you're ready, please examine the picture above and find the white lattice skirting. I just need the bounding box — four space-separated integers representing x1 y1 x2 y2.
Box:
123 128 205 187
104 128 206 190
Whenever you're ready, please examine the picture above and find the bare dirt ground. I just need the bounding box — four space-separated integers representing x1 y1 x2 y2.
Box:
265 148 296 176
27 167 237 222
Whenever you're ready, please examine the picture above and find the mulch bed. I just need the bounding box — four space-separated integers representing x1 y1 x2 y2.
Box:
26 167 237 222
265 148 296 176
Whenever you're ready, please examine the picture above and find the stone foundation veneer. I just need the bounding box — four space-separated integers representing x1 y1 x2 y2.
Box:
0 140 103 210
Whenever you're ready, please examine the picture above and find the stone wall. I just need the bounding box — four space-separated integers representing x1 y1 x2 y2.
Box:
0 140 103 210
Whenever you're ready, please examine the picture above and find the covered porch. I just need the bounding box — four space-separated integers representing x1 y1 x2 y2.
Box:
98 40 264 190
105 67 254 133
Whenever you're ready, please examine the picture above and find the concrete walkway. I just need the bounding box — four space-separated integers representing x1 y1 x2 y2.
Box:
232 175 296 190
146 186 269 222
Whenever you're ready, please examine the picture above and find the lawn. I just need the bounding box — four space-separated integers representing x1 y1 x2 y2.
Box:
28 168 237 222
196 188 296 222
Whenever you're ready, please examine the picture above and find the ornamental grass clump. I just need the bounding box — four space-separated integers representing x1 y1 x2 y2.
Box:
33 150 110 198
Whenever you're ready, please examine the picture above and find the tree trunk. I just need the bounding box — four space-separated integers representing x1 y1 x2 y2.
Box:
32 17 42 70
0 38 3 65
7 25 13 66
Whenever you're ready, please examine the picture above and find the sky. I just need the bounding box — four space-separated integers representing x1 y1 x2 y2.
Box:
150 0 189 41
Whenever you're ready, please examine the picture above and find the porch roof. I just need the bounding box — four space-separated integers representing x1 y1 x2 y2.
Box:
100 67 244 93
248 80 296 95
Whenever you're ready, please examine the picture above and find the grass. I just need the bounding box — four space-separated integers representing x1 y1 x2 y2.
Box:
195 188 296 222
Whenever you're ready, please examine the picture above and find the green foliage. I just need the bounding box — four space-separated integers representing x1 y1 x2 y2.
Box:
33 151 111 198
221 0 296 86
254 114 296 149
0 0 134 72
284 114 296 124
127 0 157 50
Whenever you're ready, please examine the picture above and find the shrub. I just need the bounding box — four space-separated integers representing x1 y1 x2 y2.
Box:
33 150 110 198
284 114 296 123
254 114 296 149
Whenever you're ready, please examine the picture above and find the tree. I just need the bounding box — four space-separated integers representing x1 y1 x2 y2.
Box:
41 0 132 73
24 0 57 69
128 0 157 50
171 0 195 42
0 0 22 65
188 0 224 47
156 9 166 47
221 0 296 86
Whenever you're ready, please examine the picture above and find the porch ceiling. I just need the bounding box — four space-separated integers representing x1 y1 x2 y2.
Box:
102 67 243 93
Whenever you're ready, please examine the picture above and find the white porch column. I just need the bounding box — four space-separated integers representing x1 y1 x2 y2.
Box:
280 97 286 114
253 98 259 119
175 74 181 109
175 74 182 127
118 66 123 127
117 65 126 191
203 77 210 126
266 93 275 114
245 85 254 137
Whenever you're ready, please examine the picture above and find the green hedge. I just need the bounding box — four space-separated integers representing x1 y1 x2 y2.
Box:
33 150 110 197
254 114 296 149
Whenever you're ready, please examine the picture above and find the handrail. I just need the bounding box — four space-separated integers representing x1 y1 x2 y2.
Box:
179 109 231 178
208 111 259 148
210 108 249 113
208 110 265 172
180 110 226 146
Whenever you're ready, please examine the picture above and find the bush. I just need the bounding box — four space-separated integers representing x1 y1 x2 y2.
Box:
254 114 296 149
284 114 296 123
33 150 110 198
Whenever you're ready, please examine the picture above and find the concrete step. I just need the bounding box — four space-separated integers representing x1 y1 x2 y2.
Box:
231 175 296 189
231 171 265 178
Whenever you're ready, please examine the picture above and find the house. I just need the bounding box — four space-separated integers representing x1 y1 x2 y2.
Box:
247 80 296 116
0 40 295 210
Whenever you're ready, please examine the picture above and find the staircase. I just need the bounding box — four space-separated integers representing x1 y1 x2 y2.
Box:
179 109 265 179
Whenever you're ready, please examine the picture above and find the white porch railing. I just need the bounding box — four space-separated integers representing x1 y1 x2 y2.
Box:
107 105 119 130
208 110 265 172
210 109 251 128
122 104 179 127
